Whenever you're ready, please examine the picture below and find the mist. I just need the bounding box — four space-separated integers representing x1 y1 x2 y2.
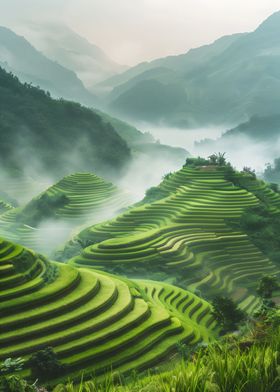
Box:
2 0 280 65
117 150 186 201
134 122 279 174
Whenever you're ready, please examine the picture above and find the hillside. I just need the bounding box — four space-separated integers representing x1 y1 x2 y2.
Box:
264 157 280 184
0 26 96 105
221 115 280 142
0 67 131 180
97 110 189 170
0 238 215 384
195 115 280 163
0 173 131 253
97 33 243 94
95 110 154 146
19 24 127 91
101 11 280 127
68 160 280 311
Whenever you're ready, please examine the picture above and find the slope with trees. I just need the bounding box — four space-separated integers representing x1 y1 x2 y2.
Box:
0 67 131 180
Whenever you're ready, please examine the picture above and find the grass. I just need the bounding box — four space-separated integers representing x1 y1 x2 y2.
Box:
53 326 280 392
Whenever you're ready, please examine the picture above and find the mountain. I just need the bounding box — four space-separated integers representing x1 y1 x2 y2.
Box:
20 23 128 91
95 110 154 145
195 115 280 164
96 109 188 161
68 159 280 310
221 115 280 142
101 11 280 127
0 66 131 180
0 26 95 105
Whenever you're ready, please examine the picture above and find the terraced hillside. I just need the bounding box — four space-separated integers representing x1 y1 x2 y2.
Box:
0 173 130 253
0 200 13 215
0 238 215 383
70 163 280 312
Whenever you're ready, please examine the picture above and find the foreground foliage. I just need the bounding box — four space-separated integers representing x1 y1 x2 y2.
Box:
54 326 280 392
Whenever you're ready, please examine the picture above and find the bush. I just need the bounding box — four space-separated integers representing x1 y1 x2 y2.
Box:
28 348 65 380
143 187 169 203
211 296 246 332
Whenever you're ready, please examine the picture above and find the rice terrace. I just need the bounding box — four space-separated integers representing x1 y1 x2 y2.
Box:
0 2 280 392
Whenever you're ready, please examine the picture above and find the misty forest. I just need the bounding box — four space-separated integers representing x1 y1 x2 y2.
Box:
0 2 280 392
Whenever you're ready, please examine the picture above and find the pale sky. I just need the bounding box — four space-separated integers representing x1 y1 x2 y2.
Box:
1 0 280 65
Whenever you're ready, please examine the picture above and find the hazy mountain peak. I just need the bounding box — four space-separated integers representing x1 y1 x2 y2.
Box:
255 10 280 33
18 22 128 90
0 25 96 105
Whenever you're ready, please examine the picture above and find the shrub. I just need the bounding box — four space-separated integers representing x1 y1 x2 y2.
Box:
28 348 65 380
211 296 246 332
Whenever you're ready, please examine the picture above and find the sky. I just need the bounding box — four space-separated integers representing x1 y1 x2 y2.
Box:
1 0 280 65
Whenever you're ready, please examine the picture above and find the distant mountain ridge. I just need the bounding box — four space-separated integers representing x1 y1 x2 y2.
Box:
100 11 280 128
0 25 96 105
19 23 128 91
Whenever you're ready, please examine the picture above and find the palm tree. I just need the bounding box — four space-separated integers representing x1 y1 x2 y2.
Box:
208 152 226 166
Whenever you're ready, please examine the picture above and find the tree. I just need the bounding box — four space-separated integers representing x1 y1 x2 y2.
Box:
217 152 226 166
256 275 279 299
211 296 246 332
28 347 64 380
242 166 256 179
208 154 218 165
208 152 227 166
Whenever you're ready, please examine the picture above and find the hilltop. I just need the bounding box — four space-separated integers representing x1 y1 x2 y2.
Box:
0 172 131 254
68 158 280 310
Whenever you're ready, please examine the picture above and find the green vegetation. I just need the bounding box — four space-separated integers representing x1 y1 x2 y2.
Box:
95 110 154 146
69 159 280 313
28 348 65 380
257 275 279 299
54 323 280 391
264 157 280 184
231 204 280 266
211 296 246 332
1 157 280 390
197 115 280 154
223 115 280 142
0 172 131 252
0 66 130 179
0 238 215 385
17 192 70 227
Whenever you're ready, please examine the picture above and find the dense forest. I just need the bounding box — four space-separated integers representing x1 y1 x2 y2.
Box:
0 67 131 179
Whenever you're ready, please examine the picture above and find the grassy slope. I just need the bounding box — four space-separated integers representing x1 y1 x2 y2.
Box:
0 173 131 252
70 164 280 312
55 326 280 392
0 238 215 383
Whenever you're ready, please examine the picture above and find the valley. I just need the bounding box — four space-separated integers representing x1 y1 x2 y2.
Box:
0 4 279 392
